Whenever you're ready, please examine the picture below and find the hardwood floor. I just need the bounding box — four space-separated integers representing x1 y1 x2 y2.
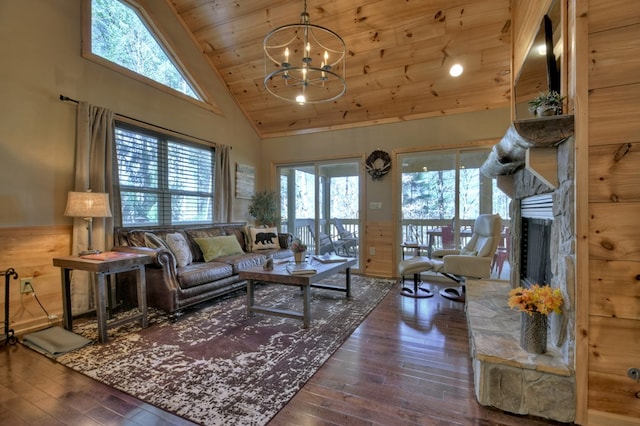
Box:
1 278 569 425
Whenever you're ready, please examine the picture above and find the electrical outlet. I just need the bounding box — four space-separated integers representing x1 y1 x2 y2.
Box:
20 277 34 294
369 246 376 256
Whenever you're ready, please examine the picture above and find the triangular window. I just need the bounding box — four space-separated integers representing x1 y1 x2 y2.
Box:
85 0 205 103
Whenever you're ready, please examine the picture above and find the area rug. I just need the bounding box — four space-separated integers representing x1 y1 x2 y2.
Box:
56 274 394 425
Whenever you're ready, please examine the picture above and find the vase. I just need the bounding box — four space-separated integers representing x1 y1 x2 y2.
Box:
520 312 547 354
536 105 558 117
294 251 305 263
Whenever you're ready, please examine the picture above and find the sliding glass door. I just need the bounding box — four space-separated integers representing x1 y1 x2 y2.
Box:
277 158 362 270
399 148 510 256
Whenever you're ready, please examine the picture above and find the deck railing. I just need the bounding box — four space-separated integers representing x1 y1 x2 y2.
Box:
281 218 509 255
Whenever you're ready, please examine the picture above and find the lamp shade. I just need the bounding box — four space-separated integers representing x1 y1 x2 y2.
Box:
64 191 112 218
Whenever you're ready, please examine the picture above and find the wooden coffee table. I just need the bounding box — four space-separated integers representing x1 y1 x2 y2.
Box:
239 257 357 328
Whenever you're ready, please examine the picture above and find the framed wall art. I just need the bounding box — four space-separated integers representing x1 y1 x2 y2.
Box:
235 163 255 199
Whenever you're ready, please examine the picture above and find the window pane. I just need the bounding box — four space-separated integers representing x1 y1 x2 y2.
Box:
120 191 158 226
295 168 316 220
167 142 212 193
401 152 456 220
116 129 159 188
91 0 199 100
459 168 480 220
171 195 212 224
329 176 359 219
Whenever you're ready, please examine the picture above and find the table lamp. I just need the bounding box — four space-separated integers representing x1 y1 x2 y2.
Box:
64 190 112 255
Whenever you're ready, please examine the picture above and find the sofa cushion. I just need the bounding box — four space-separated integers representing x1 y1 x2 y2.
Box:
166 232 193 267
177 262 233 289
215 252 266 274
195 236 244 262
248 226 280 251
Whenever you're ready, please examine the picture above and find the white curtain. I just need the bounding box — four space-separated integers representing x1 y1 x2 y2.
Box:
70 102 116 312
214 144 232 223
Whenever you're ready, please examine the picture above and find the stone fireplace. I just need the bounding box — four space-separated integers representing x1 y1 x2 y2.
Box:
466 116 576 422
509 132 575 361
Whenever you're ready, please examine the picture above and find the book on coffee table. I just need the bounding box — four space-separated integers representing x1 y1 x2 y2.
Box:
312 253 348 263
286 263 317 275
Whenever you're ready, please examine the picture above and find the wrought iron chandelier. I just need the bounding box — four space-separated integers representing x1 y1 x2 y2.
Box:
263 0 346 105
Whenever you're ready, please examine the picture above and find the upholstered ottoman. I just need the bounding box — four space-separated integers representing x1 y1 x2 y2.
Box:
398 256 434 298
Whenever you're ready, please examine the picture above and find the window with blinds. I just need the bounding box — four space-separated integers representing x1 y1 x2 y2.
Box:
114 123 215 226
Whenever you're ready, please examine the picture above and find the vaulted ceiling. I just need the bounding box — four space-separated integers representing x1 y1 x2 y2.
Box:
169 0 512 138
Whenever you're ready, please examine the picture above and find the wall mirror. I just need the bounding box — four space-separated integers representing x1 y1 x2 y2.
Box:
514 0 561 119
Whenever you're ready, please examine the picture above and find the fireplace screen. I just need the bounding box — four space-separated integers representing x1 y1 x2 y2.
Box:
520 217 552 286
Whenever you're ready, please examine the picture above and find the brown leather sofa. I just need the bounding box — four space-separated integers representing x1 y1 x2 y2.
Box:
113 223 292 316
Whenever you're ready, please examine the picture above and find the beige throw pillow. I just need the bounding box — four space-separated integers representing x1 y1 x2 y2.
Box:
165 232 193 267
248 226 280 251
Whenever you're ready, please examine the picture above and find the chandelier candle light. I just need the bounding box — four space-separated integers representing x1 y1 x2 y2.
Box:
263 0 346 104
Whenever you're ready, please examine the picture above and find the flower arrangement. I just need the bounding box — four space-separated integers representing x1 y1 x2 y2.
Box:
290 238 307 254
508 284 563 315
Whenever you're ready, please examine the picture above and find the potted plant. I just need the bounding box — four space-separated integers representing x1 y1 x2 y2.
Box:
528 90 565 117
248 190 279 226
508 284 563 353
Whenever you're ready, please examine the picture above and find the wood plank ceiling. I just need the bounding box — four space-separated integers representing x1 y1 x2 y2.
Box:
169 0 512 138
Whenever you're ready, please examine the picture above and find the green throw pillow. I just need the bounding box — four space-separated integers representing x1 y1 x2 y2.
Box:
195 236 244 262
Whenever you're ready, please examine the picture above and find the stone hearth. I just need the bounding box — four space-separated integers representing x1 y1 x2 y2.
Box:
466 281 575 422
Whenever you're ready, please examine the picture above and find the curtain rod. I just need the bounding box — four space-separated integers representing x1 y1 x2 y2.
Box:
59 94 224 148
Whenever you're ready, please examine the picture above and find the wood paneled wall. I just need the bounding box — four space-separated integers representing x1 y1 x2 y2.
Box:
364 221 395 278
0 227 70 336
513 0 640 423
586 0 640 421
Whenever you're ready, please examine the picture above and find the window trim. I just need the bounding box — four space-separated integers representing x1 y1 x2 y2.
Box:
81 0 223 115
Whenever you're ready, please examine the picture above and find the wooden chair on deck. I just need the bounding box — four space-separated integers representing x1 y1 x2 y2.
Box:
332 218 358 256
306 223 347 256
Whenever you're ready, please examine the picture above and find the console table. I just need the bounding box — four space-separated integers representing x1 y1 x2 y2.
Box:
52 253 152 343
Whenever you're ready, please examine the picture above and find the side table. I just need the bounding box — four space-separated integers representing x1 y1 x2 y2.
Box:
52 252 152 343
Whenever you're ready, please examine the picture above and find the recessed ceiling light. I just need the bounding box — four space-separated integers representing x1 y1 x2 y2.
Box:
537 44 547 56
449 64 463 77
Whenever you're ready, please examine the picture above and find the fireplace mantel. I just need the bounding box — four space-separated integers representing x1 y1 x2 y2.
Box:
481 115 574 191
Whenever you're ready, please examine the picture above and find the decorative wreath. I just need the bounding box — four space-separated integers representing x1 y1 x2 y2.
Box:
365 150 392 180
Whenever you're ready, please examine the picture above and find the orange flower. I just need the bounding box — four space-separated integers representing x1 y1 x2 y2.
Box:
508 284 563 315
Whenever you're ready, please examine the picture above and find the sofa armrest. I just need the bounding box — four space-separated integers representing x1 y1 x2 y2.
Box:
111 245 182 313
431 248 460 259
111 245 176 273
